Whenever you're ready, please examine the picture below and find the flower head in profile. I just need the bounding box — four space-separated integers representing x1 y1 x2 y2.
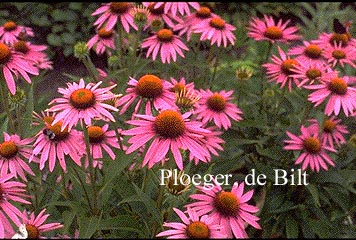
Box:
156 207 226 239
263 46 300 92
141 28 189 64
0 132 38 182
142 2 183 30
313 31 356 49
92 2 137 32
87 27 116 55
122 109 212 170
307 116 349 148
0 42 39 95
154 2 200 17
195 89 243 130
193 16 236 47
304 75 356 116
288 40 325 65
47 78 118 131
284 125 337 172
186 181 261 238
247 15 301 43
322 41 356 68
16 208 63 239
31 111 85 172
117 74 177 115
0 21 34 45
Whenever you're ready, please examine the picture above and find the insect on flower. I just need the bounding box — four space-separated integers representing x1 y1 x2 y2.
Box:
42 128 56 140
11 224 28 239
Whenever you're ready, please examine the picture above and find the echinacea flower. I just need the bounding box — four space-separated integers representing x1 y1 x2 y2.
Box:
154 2 200 17
142 2 182 30
0 21 34 45
156 207 226 238
193 16 236 47
0 173 31 236
31 111 85 172
84 124 125 169
322 41 356 68
195 89 243 130
16 208 63 239
92 2 137 32
284 125 337 172
247 15 300 43
307 116 349 148
141 28 189 64
121 109 212 170
304 75 356 116
263 46 300 92
288 40 325 65
117 74 177 115
87 27 116 55
313 31 356 48
186 180 261 238
0 42 39 95
47 78 118 131
0 132 37 182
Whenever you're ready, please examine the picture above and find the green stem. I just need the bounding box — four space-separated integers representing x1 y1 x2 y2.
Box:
115 24 123 69
301 101 313 125
209 47 221 89
82 124 99 215
82 56 99 82
15 106 22 135
129 26 142 77
0 80 15 133
60 167 70 200
72 167 94 214
151 184 164 238
260 42 273 113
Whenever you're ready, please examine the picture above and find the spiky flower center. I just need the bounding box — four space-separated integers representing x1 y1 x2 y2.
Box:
207 93 226 112
0 43 11 64
3 21 17 31
171 83 186 93
304 44 322 59
186 221 210 239
70 88 96 109
209 17 225 30
43 116 69 141
214 191 240 216
110 2 129 14
165 169 191 195
148 3 164 15
176 88 200 113
264 26 283 40
157 28 174 42
281 59 298 75
196 7 211 18
323 119 336 133
98 28 113 38
328 77 348 95
332 49 346 59
25 224 39 239
136 74 163 98
88 126 105 143
154 110 185 138
306 68 322 80
329 33 349 47
14 40 29 54
303 137 321 154
0 141 18 158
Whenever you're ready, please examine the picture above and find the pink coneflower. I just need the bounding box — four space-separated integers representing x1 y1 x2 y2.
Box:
284 125 337 172
142 2 182 30
307 116 349 148
168 77 195 93
87 27 116 55
288 40 325 64
156 207 226 238
262 46 300 92
313 31 356 48
187 181 261 238
141 28 189 64
122 109 212 170
0 132 37 182
12 40 53 70
174 6 219 41
195 89 243 130
247 15 301 43
92 2 137 32
192 16 236 47
16 208 63 239
117 74 177 115
84 124 125 169
168 77 199 113
154 2 200 17
0 173 31 231
0 42 39 95
30 111 85 172
322 42 356 68
304 75 356 116
0 21 34 45
290 60 337 87
47 78 118 131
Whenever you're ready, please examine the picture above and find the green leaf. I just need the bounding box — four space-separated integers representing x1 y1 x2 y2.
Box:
62 210 77 233
47 33 62 46
98 215 146 237
285 215 299 238
78 214 102 239
306 184 321 207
